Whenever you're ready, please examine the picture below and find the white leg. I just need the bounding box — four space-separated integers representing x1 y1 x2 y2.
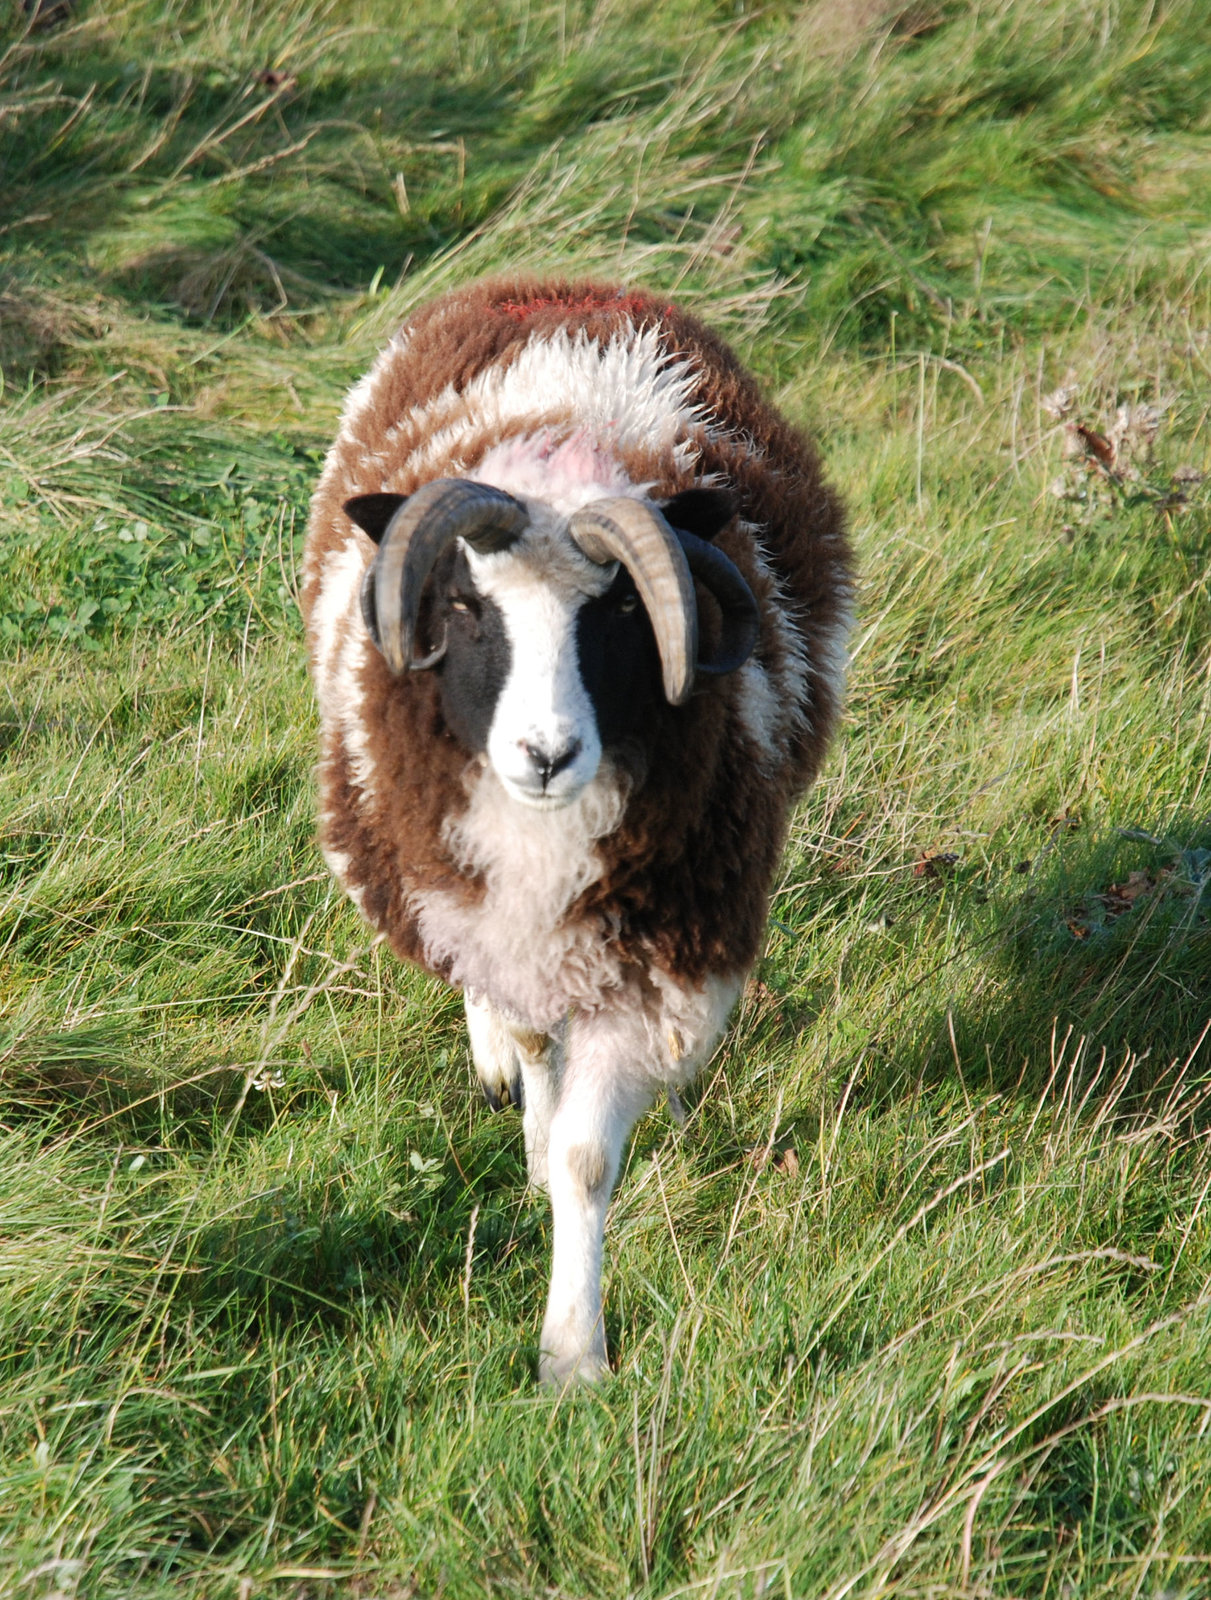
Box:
464 992 557 1189
537 974 743 1388
539 1009 655 1388
464 991 523 1111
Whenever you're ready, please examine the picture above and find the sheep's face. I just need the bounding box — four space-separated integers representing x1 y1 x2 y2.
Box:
349 434 750 811
435 520 662 810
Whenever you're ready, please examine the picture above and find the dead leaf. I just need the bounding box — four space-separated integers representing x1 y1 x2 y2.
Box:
913 850 960 879
1069 422 1116 472
708 224 743 261
1066 866 1171 939
773 1147 800 1178
1098 869 1158 919
830 853 862 874
1050 812 1081 836
747 1145 800 1177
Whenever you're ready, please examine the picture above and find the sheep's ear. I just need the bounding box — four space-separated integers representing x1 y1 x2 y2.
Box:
344 493 407 545
659 488 737 542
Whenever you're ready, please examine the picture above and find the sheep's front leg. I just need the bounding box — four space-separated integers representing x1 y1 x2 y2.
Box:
539 1014 654 1388
464 992 557 1189
465 991 523 1110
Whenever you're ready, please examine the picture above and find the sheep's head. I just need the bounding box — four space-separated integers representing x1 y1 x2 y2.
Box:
344 472 757 811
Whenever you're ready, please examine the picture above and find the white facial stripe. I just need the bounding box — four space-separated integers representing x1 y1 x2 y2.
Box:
467 536 605 807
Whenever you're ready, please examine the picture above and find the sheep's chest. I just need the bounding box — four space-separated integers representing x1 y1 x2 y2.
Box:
408 763 630 1032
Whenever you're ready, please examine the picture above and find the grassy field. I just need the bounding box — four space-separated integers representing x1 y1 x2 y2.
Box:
1 0 1210 1594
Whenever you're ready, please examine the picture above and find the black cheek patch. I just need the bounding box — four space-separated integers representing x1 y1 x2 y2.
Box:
575 574 663 747
436 551 511 756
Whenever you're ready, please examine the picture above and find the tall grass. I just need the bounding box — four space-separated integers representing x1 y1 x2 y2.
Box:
1 0 1209 1595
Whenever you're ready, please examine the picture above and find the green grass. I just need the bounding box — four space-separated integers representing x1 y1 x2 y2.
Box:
1 0 1210 1594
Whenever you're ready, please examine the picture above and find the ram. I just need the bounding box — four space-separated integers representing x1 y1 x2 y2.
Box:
303 279 852 1385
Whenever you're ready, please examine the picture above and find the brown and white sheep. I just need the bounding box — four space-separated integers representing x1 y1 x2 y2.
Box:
302 279 852 1385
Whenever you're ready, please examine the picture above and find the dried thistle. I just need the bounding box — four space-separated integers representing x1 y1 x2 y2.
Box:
1043 386 1203 528
1041 382 1080 420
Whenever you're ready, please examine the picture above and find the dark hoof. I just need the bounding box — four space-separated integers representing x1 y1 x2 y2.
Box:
481 1070 524 1112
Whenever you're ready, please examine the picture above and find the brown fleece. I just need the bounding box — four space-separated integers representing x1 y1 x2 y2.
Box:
303 278 852 990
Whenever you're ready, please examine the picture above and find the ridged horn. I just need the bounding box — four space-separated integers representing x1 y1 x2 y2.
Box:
568 498 699 705
567 497 759 704
352 478 527 673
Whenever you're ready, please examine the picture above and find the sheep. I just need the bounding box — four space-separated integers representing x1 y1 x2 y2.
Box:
302 279 852 1386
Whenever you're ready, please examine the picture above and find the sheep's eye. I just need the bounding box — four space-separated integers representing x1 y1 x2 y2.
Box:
615 593 639 616
449 595 478 615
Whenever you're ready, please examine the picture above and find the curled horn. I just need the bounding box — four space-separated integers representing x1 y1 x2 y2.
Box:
351 479 527 673
567 497 759 705
567 499 698 705
676 529 760 680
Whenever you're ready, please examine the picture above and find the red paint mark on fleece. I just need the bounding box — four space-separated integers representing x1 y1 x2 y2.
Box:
496 288 675 323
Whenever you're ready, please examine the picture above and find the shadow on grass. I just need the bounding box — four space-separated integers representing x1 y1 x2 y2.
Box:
891 813 1210 1107
0 34 517 322
0 1024 546 1348
0 1020 257 1137
189 1147 545 1341
4 814 1204 1349
758 812 1211 1148
0 12 688 362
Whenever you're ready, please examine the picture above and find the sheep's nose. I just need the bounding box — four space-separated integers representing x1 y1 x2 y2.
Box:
521 738 582 790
